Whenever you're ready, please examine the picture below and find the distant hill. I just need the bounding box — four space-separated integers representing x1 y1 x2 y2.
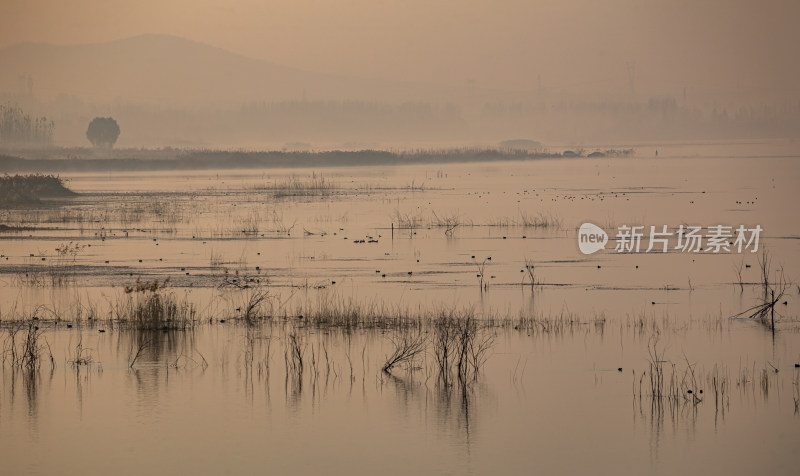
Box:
0 34 462 106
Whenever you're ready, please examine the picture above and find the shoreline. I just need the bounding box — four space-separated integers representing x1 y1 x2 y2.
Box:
0 147 632 173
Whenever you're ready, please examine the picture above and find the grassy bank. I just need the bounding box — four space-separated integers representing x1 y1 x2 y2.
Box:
0 174 76 206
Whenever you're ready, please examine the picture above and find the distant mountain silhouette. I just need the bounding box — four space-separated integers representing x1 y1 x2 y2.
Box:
0 34 461 105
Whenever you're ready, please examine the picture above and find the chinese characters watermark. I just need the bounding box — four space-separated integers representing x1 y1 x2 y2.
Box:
578 223 762 255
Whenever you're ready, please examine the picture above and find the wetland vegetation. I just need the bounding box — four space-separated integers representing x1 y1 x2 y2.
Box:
1 153 798 475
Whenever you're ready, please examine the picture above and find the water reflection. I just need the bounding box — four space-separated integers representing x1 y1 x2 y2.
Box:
381 368 489 451
118 328 202 412
1 320 798 475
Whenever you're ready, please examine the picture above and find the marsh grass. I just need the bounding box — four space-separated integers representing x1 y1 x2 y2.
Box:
269 209 298 234
284 332 304 379
475 258 489 292
236 211 262 235
261 176 338 198
292 295 426 329
391 209 425 230
2 320 54 372
732 249 789 331
709 364 730 413
116 279 196 330
625 311 682 336
433 313 494 385
632 341 703 419
72 295 101 322
240 288 273 325
430 210 461 235
395 209 561 231
381 330 426 373
632 350 789 425
128 337 151 368
0 286 716 344
733 256 746 292
69 338 93 366
487 210 562 229
45 241 86 286
511 310 606 335
14 241 86 287
517 210 562 229
521 258 540 288
209 249 225 268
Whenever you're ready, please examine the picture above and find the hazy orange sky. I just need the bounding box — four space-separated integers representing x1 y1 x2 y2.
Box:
1 0 798 101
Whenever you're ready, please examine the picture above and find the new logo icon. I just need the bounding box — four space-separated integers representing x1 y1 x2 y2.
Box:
578 223 608 254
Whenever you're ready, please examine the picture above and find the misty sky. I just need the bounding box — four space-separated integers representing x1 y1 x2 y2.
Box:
1 0 798 102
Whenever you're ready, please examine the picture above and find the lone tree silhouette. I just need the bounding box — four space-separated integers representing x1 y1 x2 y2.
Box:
86 117 120 148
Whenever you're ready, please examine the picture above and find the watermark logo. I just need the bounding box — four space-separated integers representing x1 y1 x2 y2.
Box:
578 223 762 255
578 223 609 254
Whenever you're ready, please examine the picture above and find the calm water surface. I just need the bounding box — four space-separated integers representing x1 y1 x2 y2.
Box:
1 148 799 474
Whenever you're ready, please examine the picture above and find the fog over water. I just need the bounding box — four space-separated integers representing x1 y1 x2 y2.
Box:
1 1 798 147
1 2 799 475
